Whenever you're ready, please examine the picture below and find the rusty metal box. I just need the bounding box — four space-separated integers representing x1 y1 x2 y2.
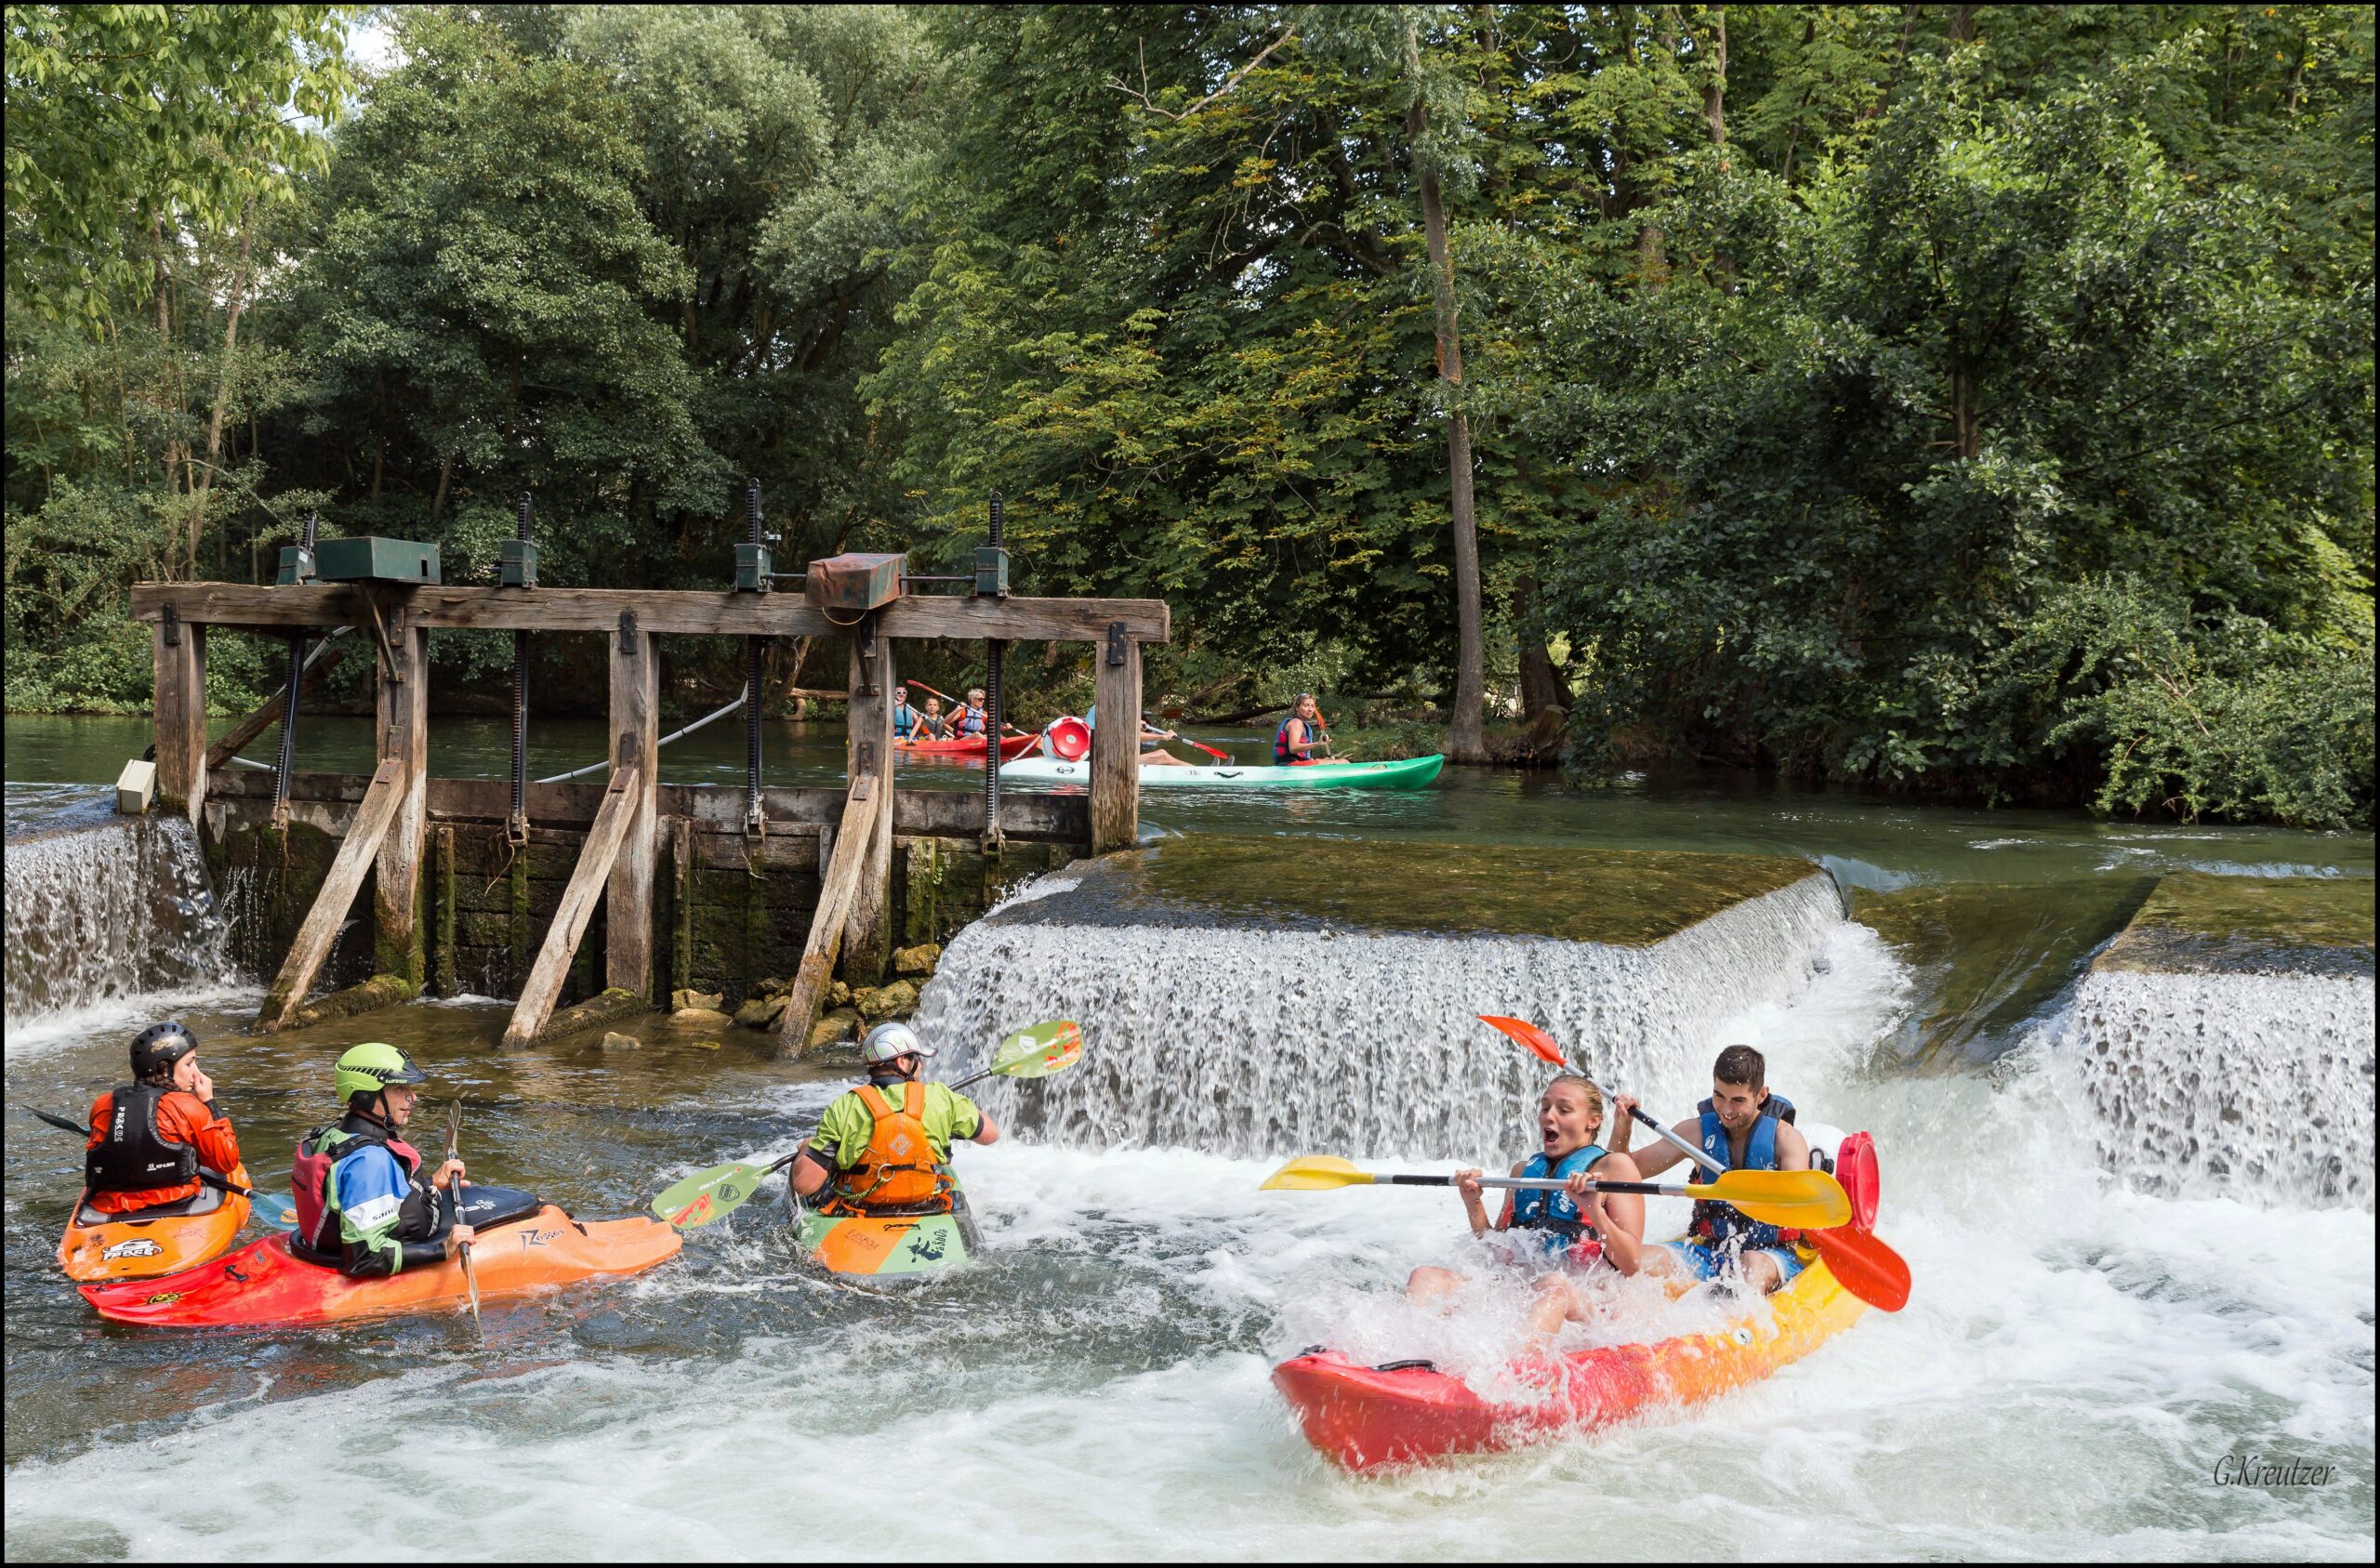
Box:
804 552 906 615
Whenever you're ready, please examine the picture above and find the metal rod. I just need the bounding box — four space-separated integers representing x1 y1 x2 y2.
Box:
509 494 532 837
983 491 1004 850
744 479 764 830
534 692 746 784
271 512 322 818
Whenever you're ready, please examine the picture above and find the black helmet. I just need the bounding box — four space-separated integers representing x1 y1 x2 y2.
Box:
130 1021 199 1082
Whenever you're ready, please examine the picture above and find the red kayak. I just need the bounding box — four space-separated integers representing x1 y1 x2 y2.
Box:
894 732 1037 759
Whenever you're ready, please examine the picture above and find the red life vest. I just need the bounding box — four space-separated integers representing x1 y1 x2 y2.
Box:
292 1120 421 1255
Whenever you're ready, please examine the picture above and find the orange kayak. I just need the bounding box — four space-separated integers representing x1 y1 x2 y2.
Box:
79 1205 680 1327
1275 1253 1866 1470
58 1165 255 1283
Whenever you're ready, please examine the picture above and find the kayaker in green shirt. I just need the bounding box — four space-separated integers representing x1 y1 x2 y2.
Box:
789 1023 1000 1216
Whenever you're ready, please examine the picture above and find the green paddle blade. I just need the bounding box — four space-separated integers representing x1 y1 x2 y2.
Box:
1260 1155 1378 1192
988 1019 1082 1079
650 1160 774 1229
1683 1169 1853 1229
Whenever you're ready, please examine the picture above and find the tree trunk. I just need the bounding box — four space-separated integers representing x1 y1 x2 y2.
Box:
189 202 256 574
430 455 455 525
1406 19 1488 765
1514 577 1571 721
1702 7 1727 147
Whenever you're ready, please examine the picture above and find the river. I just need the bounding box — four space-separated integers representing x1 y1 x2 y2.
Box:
5 713 2373 1559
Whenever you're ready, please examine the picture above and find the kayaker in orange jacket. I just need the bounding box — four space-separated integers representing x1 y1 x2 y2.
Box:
83 1021 242 1214
1408 1075 1645 1337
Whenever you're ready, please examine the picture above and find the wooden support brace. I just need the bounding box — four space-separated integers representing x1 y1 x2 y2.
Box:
152 616 207 824
255 758 404 1034
605 616 659 1003
205 642 344 770
840 618 894 984
1090 627 1143 854
499 762 645 1048
775 771 889 1057
372 613 428 985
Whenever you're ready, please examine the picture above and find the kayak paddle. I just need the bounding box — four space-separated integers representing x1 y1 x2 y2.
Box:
650 1019 1085 1229
1260 1155 1854 1230
444 1099 482 1334
29 1107 295 1219
1478 1016 1911 1311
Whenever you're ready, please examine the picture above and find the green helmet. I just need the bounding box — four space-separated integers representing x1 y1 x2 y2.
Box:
334 1042 428 1105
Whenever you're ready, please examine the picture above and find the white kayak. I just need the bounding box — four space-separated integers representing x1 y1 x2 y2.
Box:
999 755 1445 790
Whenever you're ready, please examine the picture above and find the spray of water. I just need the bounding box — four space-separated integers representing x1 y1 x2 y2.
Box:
3 813 236 1037
2055 968 2374 1209
917 873 1846 1160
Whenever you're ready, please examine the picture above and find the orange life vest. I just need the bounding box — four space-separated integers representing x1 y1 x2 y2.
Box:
827 1081 952 1214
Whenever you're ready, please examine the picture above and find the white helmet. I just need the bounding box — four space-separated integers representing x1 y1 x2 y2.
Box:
860 1021 934 1067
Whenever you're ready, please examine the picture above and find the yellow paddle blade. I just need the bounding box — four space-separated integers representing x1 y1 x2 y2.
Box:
1260 1155 1378 1192
1685 1169 1853 1229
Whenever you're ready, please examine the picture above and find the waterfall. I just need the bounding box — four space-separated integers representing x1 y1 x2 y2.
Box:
915 864 1846 1160
2056 968 2375 1209
4 810 236 1033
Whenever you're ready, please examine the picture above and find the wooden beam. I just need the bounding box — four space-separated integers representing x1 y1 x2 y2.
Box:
840 621 894 984
205 641 344 770
152 617 207 824
255 758 404 1034
371 609 428 985
498 762 644 1048
606 618 659 1002
130 582 1170 643
206 768 1094 844
1090 631 1143 853
776 773 886 1057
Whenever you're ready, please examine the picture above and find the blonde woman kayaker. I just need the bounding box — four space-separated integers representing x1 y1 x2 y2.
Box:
1614 1044 1812 1295
1408 1074 1645 1337
1274 693 1350 764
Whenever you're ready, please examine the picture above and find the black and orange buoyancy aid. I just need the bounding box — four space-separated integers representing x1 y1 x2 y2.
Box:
85 1084 198 1194
828 1081 953 1214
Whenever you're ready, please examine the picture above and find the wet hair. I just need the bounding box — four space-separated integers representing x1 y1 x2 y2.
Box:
1541 1073 1604 1127
1713 1045 1766 1090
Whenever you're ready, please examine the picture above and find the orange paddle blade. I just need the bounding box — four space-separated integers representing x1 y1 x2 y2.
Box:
1813 1224 1911 1312
1478 1014 1567 1067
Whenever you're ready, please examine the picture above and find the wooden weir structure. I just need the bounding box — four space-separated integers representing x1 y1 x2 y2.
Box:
132 577 1168 1054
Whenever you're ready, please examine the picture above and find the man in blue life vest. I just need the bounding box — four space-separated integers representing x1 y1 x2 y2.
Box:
892 686 919 740
1612 1044 1812 1294
290 1043 529 1277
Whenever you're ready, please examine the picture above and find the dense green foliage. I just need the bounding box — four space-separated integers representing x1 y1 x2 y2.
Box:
5 5 2373 825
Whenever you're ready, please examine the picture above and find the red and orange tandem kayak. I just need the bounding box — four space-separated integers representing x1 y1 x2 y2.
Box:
894 733 1037 759
1275 1253 1867 1470
58 1165 255 1283
79 1206 681 1328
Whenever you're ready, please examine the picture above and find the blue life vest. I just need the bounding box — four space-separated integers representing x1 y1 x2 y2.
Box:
956 707 987 736
1509 1142 1606 1241
1688 1110 1790 1250
892 703 918 739
1274 714 1318 765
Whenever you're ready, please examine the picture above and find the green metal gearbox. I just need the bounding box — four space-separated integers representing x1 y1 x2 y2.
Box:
313 536 442 585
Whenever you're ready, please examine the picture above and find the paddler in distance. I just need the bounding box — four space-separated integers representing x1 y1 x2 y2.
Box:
1275 692 1348 764
892 685 919 740
82 1021 242 1218
788 1022 999 1217
290 1043 484 1277
1408 1074 1646 1336
1614 1044 1812 1295
1085 702 1195 767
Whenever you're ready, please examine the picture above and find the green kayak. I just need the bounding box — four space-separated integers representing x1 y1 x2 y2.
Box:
795 1192 980 1277
1000 754 1445 790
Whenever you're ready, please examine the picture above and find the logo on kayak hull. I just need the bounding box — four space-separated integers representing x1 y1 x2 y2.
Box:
100 1238 165 1261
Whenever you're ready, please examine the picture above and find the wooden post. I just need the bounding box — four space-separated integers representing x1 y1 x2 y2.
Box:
152 614 207 824
372 608 428 985
840 619 893 983
775 772 885 1056
256 758 405 1034
433 824 457 997
670 817 694 997
499 761 645 1048
1090 626 1142 853
606 615 659 1002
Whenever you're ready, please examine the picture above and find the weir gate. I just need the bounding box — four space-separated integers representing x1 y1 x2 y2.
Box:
130 507 1167 1055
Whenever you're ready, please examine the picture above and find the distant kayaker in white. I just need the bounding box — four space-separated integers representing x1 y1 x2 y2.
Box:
1614 1044 1813 1295
1407 1075 1646 1337
1084 703 1196 766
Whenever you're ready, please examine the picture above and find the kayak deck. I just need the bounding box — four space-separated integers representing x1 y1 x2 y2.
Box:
795 1197 979 1277
1274 1255 1865 1470
58 1165 254 1283
1002 754 1445 790
79 1205 681 1327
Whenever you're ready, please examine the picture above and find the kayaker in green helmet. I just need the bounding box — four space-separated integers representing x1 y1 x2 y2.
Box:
290 1043 535 1278
788 1022 1000 1216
